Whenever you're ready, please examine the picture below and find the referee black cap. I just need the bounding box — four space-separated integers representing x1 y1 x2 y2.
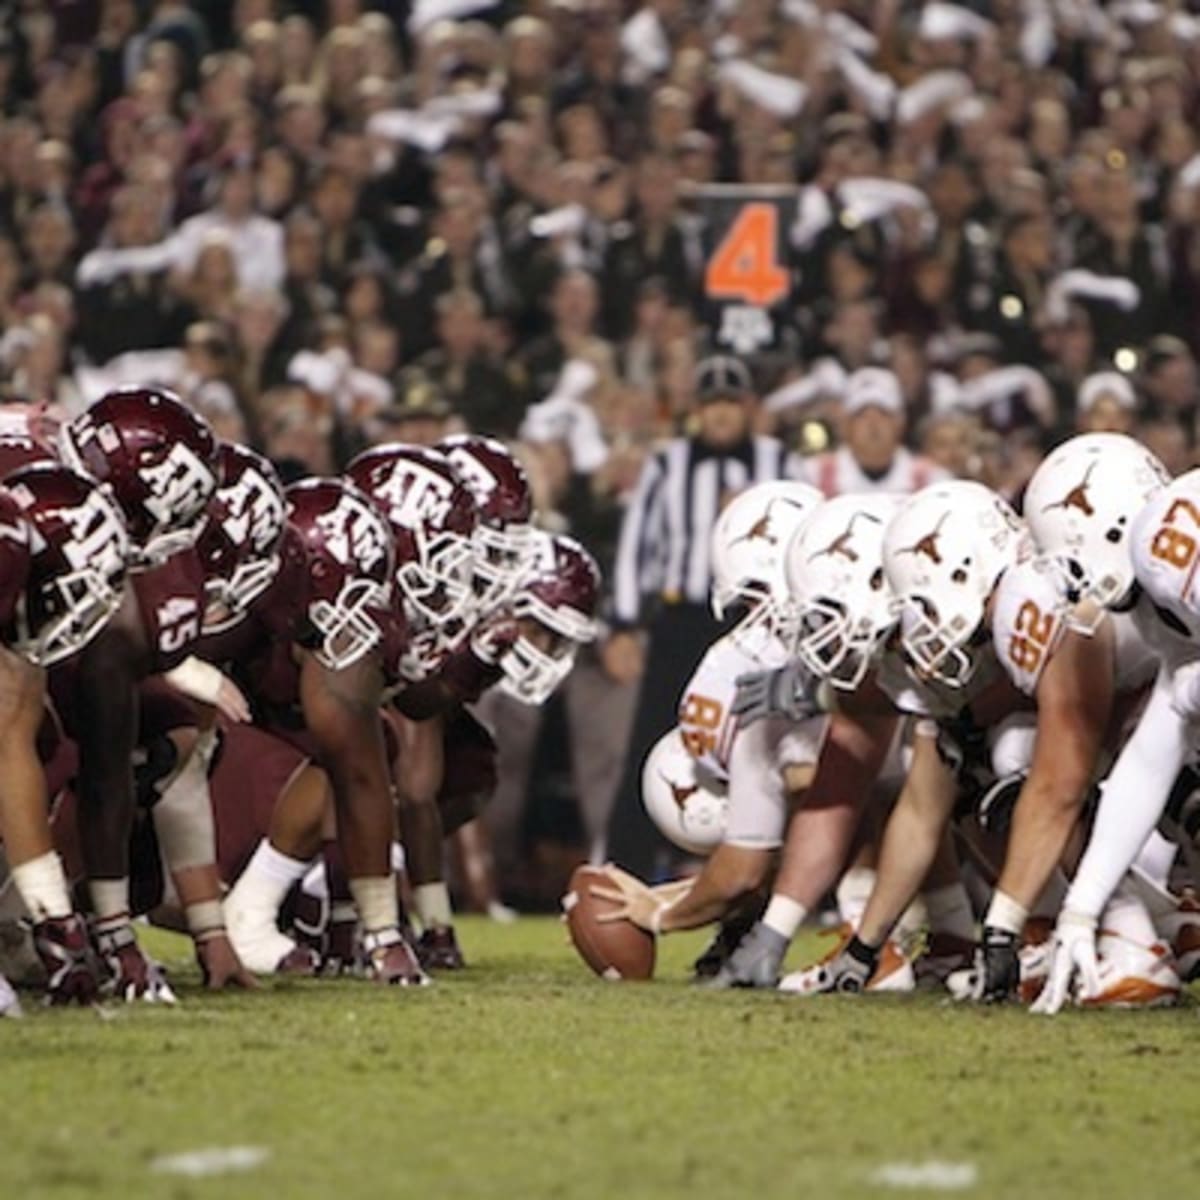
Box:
694 356 753 403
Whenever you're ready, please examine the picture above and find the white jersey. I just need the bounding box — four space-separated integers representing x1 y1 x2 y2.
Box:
990 559 1158 698
678 622 826 850
801 446 948 499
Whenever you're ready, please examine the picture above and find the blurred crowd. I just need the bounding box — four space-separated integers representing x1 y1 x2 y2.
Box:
5 0 1200 897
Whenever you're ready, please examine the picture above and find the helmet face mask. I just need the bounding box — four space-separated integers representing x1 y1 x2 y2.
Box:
794 595 889 691
309 576 391 671
473 520 536 611
4 467 130 667
898 594 983 688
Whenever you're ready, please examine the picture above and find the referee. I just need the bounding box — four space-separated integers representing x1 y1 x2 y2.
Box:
602 356 803 877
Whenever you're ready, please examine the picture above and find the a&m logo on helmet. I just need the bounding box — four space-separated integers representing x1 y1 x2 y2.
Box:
373 461 455 529
315 493 389 572
142 442 216 526
222 465 285 554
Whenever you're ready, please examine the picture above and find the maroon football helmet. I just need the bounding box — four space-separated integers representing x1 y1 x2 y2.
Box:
3 463 130 665
60 387 218 570
498 531 600 704
197 442 287 633
438 433 536 611
285 477 399 671
345 443 479 674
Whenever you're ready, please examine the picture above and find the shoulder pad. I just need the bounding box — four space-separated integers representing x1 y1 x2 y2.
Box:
990 559 1070 696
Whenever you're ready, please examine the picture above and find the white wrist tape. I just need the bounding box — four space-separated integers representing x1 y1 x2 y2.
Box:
163 657 229 707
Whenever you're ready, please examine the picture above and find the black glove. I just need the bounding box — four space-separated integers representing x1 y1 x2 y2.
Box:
980 925 1021 1003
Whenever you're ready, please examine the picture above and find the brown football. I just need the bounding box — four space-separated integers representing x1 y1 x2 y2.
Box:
563 865 656 981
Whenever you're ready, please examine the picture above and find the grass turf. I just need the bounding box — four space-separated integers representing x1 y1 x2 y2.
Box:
2 918 1198 1200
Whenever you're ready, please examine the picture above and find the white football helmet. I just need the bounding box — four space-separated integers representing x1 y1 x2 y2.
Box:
1024 432 1168 612
710 480 823 645
884 481 1029 688
641 726 728 857
786 493 902 691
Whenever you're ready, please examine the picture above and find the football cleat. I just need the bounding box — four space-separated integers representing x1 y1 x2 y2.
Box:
416 926 466 971
363 927 430 987
33 914 102 1005
778 925 915 995
692 905 761 981
1081 931 1181 1009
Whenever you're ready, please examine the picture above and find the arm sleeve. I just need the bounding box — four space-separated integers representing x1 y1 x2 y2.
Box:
611 450 665 629
1065 664 1195 918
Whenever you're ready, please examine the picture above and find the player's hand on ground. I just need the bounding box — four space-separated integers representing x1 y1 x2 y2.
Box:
589 865 666 933
32 915 101 1006
98 926 177 1004
980 925 1022 1003
731 662 818 727
708 921 788 989
196 932 259 991
1031 911 1100 1015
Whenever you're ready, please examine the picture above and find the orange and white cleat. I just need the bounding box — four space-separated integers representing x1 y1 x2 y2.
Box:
778 924 915 995
1080 931 1181 1009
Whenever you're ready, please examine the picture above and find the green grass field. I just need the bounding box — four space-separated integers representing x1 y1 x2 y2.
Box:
2 918 1198 1200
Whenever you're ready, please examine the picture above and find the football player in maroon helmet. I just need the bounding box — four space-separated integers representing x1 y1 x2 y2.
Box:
216 478 427 984
496 531 601 704
0 464 131 1003
439 434 538 611
50 387 249 1000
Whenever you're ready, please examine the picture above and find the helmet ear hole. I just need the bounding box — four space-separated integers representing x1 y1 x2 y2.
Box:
1105 528 1122 543
869 567 883 591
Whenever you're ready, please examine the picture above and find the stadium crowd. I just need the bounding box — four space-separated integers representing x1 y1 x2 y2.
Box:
4 0 1200 900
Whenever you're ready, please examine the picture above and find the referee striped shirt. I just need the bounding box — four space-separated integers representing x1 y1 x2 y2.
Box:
612 435 803 627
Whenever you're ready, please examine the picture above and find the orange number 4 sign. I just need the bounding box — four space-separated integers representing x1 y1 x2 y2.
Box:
705 203 789 308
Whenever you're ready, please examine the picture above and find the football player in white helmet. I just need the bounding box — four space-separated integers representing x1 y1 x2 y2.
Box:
717 490 982 992
801 457 1178 1004
1035 465 1200 1012
591 480 841 958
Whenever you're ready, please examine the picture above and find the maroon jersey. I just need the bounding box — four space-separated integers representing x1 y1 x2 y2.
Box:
131 548 208 672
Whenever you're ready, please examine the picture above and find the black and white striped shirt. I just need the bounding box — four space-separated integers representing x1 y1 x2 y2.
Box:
612 435 802 627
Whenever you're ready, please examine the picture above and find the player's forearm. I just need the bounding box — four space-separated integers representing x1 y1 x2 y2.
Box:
858 778 953 947
1066 680 1193 919
995 772 1091 915
659 846 766 931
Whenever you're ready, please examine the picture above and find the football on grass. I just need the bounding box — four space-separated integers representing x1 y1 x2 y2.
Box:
563 866 656 981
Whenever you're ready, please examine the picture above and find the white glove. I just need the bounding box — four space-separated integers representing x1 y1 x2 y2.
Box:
1030 910 1100 1015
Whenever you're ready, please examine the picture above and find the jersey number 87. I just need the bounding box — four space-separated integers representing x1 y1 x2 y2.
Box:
1150 497 1200 573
